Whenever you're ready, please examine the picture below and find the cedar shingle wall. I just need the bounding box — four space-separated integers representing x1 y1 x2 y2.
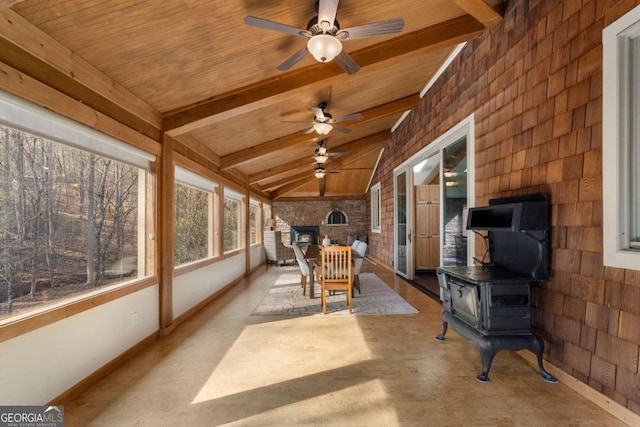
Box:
369 0 640 414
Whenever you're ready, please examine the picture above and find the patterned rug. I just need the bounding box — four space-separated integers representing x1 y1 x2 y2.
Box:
251 272 419 316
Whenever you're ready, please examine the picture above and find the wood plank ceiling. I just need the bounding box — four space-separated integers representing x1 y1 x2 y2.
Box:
1 0 503 200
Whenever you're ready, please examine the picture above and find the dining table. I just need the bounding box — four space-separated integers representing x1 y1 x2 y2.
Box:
303 244 362 299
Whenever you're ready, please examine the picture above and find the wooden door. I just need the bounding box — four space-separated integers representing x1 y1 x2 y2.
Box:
415 185 440 269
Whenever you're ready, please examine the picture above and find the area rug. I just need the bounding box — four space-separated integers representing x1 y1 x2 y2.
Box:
251 272 419 316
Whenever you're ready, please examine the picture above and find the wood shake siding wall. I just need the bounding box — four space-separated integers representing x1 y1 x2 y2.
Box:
369 0 640 415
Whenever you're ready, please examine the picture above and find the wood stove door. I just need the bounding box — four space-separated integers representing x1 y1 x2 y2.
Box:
450 280 480 328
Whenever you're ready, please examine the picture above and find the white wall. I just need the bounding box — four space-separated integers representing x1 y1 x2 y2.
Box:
250 243 265 270
0 285 159 404
0 245 265 405
173 253 246 318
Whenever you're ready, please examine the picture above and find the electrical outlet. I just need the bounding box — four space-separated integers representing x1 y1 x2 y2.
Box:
131 312 139 327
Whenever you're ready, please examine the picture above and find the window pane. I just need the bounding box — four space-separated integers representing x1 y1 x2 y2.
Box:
371 184 381 231
224 197 242 252
174 183 210 265
263 205 271 229
0 125 145 320
250 204 258 244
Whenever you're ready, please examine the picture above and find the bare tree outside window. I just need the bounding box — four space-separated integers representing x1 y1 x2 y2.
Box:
174 182 209 265
249 204 259 245
0 125 143 320
223 197 242 252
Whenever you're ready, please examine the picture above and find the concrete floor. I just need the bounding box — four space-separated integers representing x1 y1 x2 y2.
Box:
64 263 629 426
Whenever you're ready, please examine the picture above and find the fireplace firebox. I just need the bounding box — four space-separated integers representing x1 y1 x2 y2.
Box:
290 226 320 246
436 193 557 383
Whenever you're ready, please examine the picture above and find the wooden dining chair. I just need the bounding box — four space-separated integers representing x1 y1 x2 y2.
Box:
320 245 353 314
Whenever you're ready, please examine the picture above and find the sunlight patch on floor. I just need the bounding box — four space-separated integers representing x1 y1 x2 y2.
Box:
192 315 375 404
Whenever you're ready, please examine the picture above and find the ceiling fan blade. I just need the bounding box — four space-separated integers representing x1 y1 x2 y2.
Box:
303 127 316 134
332 112 364 123
334 51 360 75
244 16 310 37
276 46 310 71
337 18 405 40
281 120 314 124
318 0 339 28
311 107 326 120
333 124 351 133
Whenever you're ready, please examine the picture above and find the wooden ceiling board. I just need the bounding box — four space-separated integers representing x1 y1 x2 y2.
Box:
232 118 395 178
8 0 498 200
182 43 453 160
323 169 373 197
13 0 467 112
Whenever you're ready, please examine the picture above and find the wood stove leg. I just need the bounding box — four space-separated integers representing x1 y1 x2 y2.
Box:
436 321 448 340
476 338 497 382
532 335 558 383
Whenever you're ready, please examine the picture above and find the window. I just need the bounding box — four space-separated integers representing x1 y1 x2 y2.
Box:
326 210 347 225
0 90 154 321
174 167 218 266
371 182 381 233
223 189 244 253
263 204 272 230
603 6 640 270
249 200 260 245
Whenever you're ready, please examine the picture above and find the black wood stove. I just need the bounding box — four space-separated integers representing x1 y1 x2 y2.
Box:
436 193 557 383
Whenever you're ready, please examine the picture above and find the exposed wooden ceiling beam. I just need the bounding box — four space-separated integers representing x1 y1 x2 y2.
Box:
0 9 162 140
249 130 393 184
172 135 221 172
0 1 24 9
453 0 504 29
271 132 389 199
221 94 419 170
221 132 321 170
262 170 312 192
163 14 485 136
266 138 387 193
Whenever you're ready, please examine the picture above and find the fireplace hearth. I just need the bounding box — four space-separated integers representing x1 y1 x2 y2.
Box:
436 193 557 383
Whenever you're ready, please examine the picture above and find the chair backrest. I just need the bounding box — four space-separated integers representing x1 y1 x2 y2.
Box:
353 257 364 275
355 241 368 257
291 243 309 276
351 239 360 250
321 245 352 286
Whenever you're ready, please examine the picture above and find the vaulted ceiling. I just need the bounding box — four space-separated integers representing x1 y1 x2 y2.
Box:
0 0 503 200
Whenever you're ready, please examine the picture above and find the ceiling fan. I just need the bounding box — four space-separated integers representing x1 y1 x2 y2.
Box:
314 163 339 179
283 101 363 135
312 140 348 164
244 0 405 74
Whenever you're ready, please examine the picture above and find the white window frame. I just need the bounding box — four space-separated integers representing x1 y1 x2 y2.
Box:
603 6 640 270
371 182 381 233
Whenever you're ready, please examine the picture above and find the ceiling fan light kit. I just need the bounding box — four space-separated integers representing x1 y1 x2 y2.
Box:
244 0 404 74
314 154 329 164
313 122 333 135
307 33 342 62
